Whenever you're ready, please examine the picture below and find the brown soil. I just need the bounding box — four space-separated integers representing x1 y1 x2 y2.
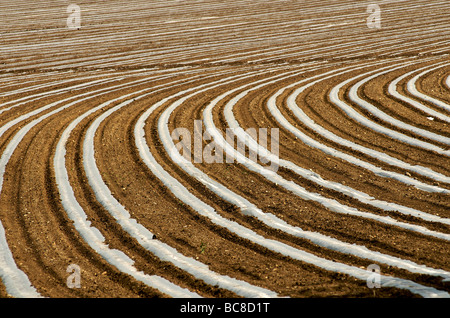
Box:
0 0 449 298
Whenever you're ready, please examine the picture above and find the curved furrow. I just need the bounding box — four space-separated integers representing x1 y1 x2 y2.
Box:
289 63 450 184
350 64 450 143
0 75 145 297
0 71 127 99
0 220 42 297
217 63 449 224
0 69 159 110
264 64 450 194
53 88 201 298
0 72 208 297
78 70 280 297
0 77 125 121
334 67 450 155
420 66 450 104
143 69 450 298
296 63 450 181
404 64 450 115
114 70 394 298
136 65 450 295
0 73 177 144
215 66 450 225
2 0 449 299
194 69 450 276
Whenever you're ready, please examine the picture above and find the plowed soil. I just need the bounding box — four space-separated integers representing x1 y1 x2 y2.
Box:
0 0 449 298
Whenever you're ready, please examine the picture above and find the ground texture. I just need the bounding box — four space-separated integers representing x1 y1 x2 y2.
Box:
0 0 449 298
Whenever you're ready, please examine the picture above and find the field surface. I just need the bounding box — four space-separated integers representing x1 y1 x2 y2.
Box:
0 0 449 298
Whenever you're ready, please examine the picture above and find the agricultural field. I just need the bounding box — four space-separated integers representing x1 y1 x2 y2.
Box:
0 0 449 299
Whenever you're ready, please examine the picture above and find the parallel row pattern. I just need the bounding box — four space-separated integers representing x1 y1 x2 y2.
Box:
0 0 449 298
